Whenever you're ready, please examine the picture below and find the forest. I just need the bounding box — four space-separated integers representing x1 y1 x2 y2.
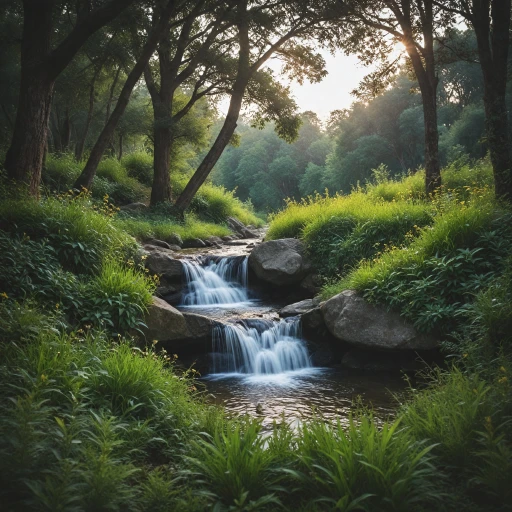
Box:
1 1 512 511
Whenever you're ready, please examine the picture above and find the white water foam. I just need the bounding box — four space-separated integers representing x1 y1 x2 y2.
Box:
211 318 311 375
181 256 249 306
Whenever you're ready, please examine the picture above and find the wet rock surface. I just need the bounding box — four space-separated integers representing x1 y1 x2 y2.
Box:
248 238 312 286
321 290 438 351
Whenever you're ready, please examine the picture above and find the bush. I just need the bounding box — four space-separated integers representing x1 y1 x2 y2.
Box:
0 196 138 275
122 151 154 186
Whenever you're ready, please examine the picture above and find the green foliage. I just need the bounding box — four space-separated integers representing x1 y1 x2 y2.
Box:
292 415 442 511
0 196 138 274
187 420 284 508
0 322 214 512
122 151 154 186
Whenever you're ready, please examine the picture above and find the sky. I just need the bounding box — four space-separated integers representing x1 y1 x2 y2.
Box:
272 49 371 121
218 49 376 123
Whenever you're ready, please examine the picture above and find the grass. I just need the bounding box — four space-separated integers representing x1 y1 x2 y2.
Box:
114 212 231 241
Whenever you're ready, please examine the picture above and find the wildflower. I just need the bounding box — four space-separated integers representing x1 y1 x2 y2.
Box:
499 366 507 373
0 292 8 299
41 374 47 383
55 303 60 309
463 353 468 358
498 377 508 384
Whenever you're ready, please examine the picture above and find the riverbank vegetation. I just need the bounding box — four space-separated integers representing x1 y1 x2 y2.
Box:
2 0 512 510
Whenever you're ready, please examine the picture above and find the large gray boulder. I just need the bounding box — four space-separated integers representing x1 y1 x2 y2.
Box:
145 252 183 282
144 297 189 341
249 238 311 285
321 290 438 351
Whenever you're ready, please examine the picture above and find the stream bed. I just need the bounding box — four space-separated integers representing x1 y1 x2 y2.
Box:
176 241 408 427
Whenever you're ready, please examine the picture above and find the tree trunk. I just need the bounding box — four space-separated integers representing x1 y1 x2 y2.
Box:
473 0 512 200
75 78 95 161
421 87 441 194
73 0 177 191
151 123 172 204
4 0 54 197
4 0 136 196
174 4 250 213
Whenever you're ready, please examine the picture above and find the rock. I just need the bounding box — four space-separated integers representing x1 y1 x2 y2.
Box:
246 225 256 230
168 233 183 247
155 275 181 298
321 290 438 350
302 306 324 330
280 299 316 317
144 297 189 341
143 244 176 256
241 228 259 239
120 202 147 211
207 236 224 244
248 238 312 286
221 236 234 241
300 274 323 295
182 312 214 339
168 244 182 251
145 252 183 282
182 238 206 249
147 238 171 249
227 216 246 235
226 240 247 246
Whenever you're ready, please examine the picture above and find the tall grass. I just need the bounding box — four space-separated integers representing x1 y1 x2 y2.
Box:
114 213 231 241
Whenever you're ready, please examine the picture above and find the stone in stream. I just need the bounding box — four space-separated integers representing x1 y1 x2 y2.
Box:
144 297 188 341
167 233 183 247
145 252 183 282
146 238 172 249
321 290 438 350
280 298 320 317
143 244 176 256
206 236 224 245
249 238 312 286
182 238 206 248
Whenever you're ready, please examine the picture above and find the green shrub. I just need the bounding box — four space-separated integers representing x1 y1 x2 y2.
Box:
80 259 155 334
292 415 443 512
43 153 81 192
187 420 284 509
0 197 138 274
122 151 154 186
334 198 512 334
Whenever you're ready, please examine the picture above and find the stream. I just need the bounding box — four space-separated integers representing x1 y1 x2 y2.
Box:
176 240 407 428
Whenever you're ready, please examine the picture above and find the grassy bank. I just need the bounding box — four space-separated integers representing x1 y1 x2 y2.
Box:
43 152 263 240
1 159 511 510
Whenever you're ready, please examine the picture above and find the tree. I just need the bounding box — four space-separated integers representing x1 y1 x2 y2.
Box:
144 0 236 205
436 0 512 200
4 0 137 196
341 0 452 194
173 0 339 214
73 0 179 191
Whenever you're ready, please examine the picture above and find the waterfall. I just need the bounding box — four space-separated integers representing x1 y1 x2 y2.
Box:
211 317 311 375
181 256 249 306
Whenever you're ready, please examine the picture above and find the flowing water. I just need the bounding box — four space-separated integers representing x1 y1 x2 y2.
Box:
178 253 406 425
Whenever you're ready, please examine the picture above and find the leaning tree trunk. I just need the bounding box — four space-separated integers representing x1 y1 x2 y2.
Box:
73 0 177 191
4 0 54 197
174 8 250 213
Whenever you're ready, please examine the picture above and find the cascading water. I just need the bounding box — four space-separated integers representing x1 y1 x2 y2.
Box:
180 255 311 375
211 318 311 375
181 256 249 306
